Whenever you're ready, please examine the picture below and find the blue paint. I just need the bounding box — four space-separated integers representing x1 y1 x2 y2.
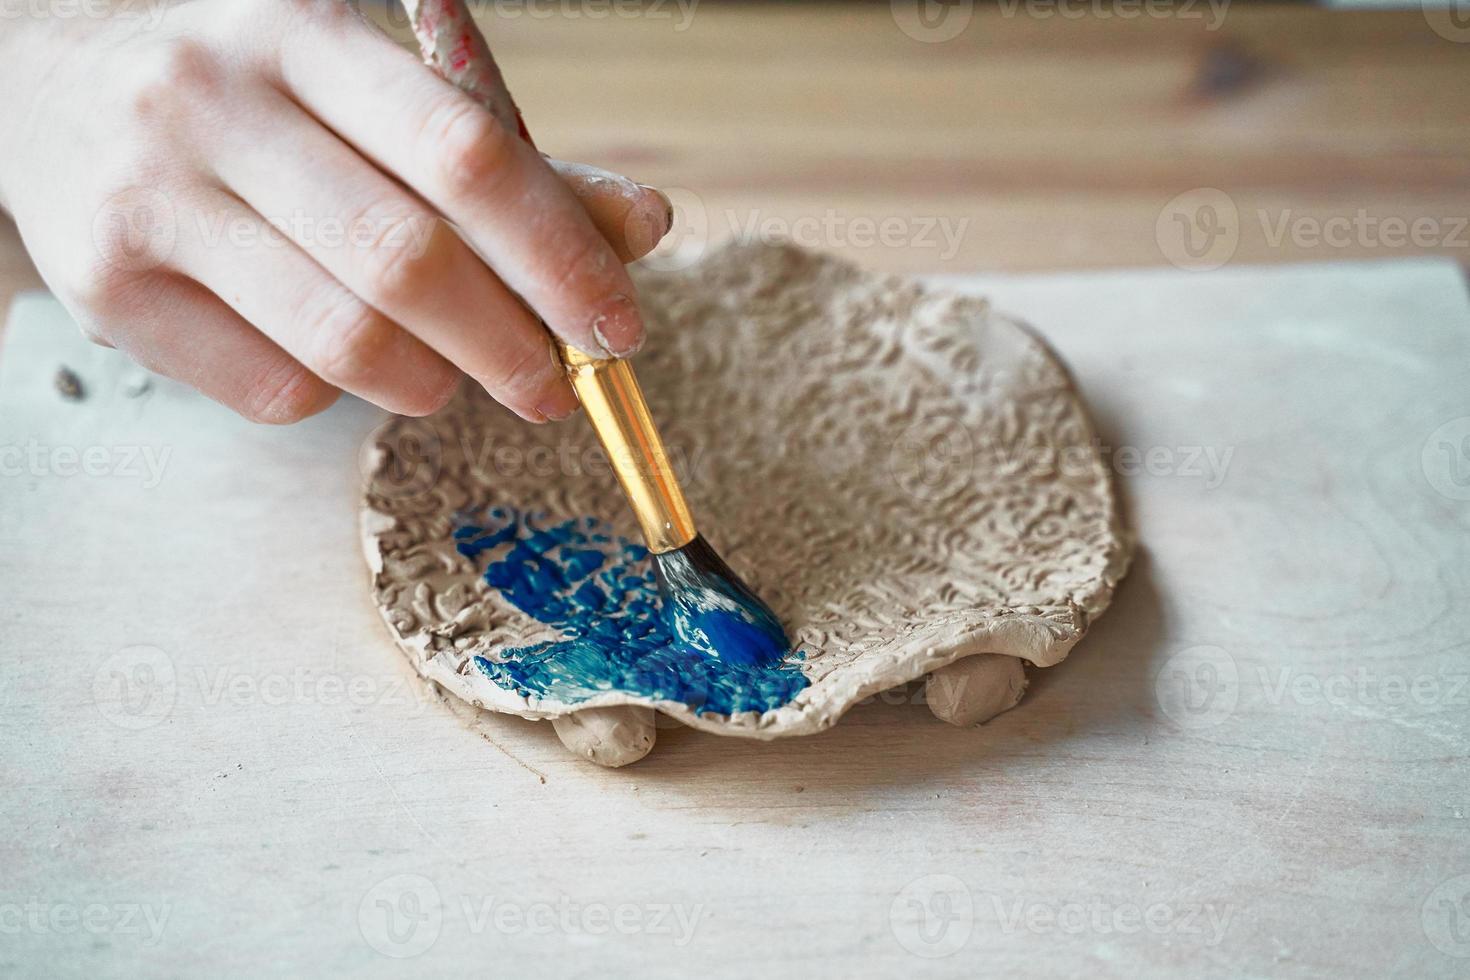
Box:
456 509 808 716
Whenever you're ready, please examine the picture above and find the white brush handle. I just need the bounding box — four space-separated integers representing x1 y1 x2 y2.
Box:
401 0 525 139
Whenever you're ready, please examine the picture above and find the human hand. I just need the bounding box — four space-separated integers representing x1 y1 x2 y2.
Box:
0 1 671 424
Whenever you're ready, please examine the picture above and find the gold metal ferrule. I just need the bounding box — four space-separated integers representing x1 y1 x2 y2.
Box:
557 342 697 554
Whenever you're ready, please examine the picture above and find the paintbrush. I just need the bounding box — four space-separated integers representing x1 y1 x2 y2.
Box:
402 0 792 668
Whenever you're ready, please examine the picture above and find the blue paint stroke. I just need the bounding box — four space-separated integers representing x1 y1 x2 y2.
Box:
456 508 808 716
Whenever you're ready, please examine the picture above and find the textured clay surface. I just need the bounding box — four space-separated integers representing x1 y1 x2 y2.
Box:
360 242 1131 739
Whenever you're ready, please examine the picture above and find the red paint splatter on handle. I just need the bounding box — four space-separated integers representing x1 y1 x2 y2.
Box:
449 33 472 73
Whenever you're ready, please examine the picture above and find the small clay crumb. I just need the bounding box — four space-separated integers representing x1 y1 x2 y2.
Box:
55 367 84 401
122 374 152 398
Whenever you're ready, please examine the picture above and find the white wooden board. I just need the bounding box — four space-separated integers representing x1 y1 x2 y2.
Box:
1 258 1467 978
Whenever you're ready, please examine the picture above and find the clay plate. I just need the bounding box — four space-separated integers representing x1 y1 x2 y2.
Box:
360 242 1131 738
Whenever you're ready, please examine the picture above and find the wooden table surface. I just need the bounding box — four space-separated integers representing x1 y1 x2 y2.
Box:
2 4 1469 319
5 250 1468 978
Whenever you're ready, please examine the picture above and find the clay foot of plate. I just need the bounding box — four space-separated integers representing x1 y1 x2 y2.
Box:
552 706 657 767
925 654 1028 727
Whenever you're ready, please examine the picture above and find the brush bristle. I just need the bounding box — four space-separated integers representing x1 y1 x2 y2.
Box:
652 535 791 667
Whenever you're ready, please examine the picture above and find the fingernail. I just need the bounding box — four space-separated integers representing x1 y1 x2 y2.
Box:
637 184 674 234
591 293 645 358
535 384 580 422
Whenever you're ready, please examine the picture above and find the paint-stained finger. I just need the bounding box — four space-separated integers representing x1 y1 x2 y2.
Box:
276 8 647 359
207 88 577 423
548 160 673 264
